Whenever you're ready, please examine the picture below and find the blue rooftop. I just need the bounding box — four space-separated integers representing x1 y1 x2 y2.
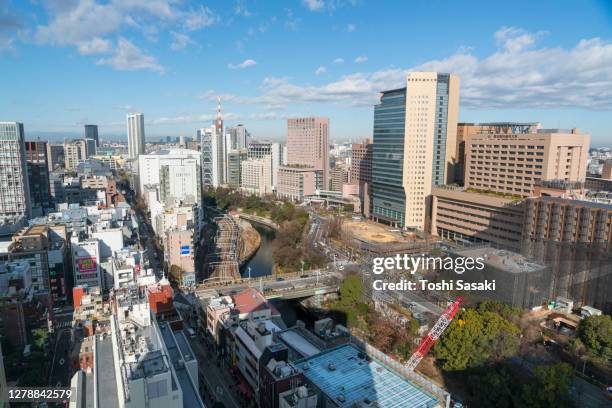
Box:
297 344 439 408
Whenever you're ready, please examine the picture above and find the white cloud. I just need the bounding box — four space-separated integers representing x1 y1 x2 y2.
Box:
0 7 23 52
284 8 300 31
302 0 324 11
315 66 327 75
170 31 193 51
354 55 368 63
204 27 612 111
184 6 218 31
77 37 112 55
347 24 356 32
32 0 217 59
97 38 164 73
333 57 344 64
35 0 123 45
234 1 251 17
228 59 257 69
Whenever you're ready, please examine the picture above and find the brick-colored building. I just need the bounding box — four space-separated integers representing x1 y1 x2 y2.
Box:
465 127 589 197
286 117 329 191
276 166 318 202
430 186 525 250
351 139 373 216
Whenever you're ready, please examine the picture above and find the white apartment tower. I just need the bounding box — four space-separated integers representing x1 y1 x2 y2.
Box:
126 113 145 159
0 122 31 225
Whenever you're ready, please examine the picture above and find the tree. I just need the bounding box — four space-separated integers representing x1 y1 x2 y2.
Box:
434 309 520 371
464 366 518 408
169 264 183 283
521 363 574 408
32 328 48 351
577 314 612 362
478 300 523 322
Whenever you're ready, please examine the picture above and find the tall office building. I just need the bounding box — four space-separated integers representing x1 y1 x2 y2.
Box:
227 124 251 150
464 126 589 197
241 157 273 196
286 117 329 190
46 144 64 171
25 141 51 216
371 72 460 231
64 139 87 170
199 126 224 188
227 149 247 188
0 122 31 229
351 139 373 216
84 124 99 147
248 141 282 189
126 113 145 159
84 138 96 158
138 149 202 204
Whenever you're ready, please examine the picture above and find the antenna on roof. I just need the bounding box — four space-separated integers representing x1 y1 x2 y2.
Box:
216 96 223 134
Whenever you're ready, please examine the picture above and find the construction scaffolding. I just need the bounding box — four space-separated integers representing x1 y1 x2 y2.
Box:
204 214 243 281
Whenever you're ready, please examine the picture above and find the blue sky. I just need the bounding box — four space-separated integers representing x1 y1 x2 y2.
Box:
1 0 611 145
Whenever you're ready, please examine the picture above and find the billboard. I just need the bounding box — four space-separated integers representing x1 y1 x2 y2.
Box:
180 245 190 257
77 257 97 273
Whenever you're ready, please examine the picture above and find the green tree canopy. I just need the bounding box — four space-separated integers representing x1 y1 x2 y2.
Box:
434 309 520 371
578 314 612 362
521 363 574 408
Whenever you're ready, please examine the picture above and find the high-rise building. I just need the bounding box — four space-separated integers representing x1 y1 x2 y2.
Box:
464 127 589 197
126 113 145 159
64 139 87 170
241 157 272 196
84 138 96 158
0 122 30 230
248 141 282 189
371 72 460 230
330 165 349 191
227 124 251 150
46 144 64 171
227 149 247 188
138 149 201 205
25 141 51 216
84 124 99 147
351 139 373 216
286 117 329 190
199 126 225 188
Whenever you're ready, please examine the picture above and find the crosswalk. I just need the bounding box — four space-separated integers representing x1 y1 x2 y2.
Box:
54 321 72 329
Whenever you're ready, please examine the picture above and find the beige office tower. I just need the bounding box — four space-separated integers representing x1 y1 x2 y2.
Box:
372 72 460 231
286 117 329 190
464 127 589 197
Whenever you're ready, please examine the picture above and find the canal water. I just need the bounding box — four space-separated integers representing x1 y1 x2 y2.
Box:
240 221 333 328
241 221 276 278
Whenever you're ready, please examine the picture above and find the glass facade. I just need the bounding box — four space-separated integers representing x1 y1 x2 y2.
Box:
371 89 406 226
432 74 450 186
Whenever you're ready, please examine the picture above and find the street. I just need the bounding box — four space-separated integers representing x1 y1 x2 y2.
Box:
48 328 71 388
186 331 244 408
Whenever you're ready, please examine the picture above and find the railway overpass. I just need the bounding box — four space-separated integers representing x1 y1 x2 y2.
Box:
194 271 340 301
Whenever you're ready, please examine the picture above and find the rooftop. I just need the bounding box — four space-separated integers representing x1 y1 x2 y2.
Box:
95 335 120 408
297 344 439 408
455 247 546 274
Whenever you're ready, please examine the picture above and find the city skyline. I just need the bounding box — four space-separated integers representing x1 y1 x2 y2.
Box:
1 1 612 145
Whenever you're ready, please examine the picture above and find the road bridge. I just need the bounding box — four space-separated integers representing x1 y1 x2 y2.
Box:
194 272 340 300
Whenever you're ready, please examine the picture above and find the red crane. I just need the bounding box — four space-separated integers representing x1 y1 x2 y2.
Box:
406 296 464 371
